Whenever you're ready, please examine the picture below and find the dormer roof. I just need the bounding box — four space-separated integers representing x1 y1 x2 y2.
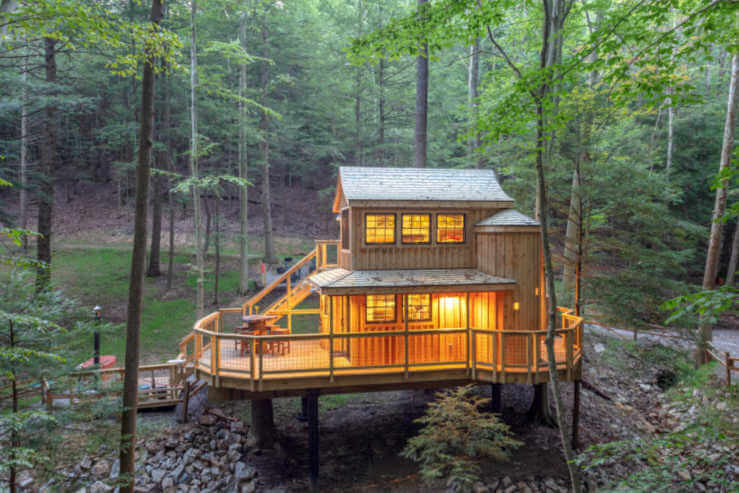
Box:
475 209 540 232
333 166 514 212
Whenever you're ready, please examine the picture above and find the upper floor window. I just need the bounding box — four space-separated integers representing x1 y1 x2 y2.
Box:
366 294 396 323
437 214 465 243
401 214 431 244
405 294 431 321
341 209 349 250
365 213 395 244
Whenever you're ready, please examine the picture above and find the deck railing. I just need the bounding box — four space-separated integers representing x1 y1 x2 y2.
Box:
181 306 584 389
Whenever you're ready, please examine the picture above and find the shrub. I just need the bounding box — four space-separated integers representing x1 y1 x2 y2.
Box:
401 385 522 490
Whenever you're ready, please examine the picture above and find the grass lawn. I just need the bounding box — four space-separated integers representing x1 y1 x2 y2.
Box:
48 235 318 365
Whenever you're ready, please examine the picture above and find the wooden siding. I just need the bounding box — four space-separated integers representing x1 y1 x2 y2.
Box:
349 207 500 270
475 231 542 331
320 292 510 367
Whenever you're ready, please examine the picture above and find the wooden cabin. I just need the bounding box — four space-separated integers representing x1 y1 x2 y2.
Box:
313 167 546 370
182 166 582 396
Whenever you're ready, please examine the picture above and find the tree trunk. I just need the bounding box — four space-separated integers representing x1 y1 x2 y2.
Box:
19 49 28 253
251 399 275 449
538 1 581 490
167 178 175 290
260 25 276 264
36 38 56 292
355 0 363 165
119 1 162 490
468 37 482 167
727 222 738 286
698 53 738 364
415 0 428 168
190 0 205 319
213 198 220 305
666 88 674 175
202 195 212 256
377 57 386 164
147 170 162 277
238 12 250 296
9 320 18 493
562 166 580 291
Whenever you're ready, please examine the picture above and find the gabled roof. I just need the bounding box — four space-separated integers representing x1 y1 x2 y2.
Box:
310 268 515 295
333 167 514 211
476 209 539 227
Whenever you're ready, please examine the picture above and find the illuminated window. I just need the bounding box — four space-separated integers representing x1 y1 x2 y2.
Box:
366 294 395 322
365 214 395 244
437 214 465 243
401 214 431 244
405 294 431 321
341 209 349 249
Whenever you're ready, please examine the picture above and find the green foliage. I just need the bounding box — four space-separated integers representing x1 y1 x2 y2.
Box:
401 385 522 490
661 285 738 326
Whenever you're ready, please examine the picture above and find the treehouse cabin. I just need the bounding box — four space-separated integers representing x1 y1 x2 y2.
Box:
181 167 583 397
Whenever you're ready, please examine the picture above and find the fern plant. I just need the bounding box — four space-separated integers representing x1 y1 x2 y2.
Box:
401 385 522 490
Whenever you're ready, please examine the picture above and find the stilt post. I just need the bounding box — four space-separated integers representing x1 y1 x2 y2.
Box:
491 383 502 414
572 380 581 450
307 390 320 491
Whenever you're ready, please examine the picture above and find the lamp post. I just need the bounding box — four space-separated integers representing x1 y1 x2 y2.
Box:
93 305 102 366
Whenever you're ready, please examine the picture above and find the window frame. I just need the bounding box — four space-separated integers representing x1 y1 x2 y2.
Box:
364 213 396 245
400 213 432 245
365 294 397 323
405 293 432 322
436 213 466 244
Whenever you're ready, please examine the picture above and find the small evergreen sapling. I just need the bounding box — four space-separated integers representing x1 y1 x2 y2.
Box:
401 385 522 490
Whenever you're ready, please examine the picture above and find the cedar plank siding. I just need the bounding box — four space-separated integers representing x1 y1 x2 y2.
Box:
348 207 499 270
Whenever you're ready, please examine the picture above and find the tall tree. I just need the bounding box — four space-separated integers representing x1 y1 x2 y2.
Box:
698 53 738 363
35 37 56 291
260 22 276 264
468 36 481 167
237 10 250 295
19 48 28 253
190 0 205 318
415 0 428 168
119 0 163 489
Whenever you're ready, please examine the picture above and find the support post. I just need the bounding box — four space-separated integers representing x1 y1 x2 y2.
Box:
181 379 191 424
491 383 502 414
404 294 409 379
465 292 470 374
306 390 320 491
251 398 275 449
329 296 334 382
572 380 581 450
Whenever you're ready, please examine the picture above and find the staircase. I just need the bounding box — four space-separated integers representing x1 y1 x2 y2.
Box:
241 240 339 324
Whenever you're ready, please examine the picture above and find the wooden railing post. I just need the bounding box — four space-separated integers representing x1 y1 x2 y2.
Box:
492 330 499 380
500 332 506 379
526 334 533 384
250 337 256 391
471 330 477 380
258 339 264 390
404 294 409 379
329 296 334 382
465 293 470 375
566 330 573 380
211 334 218 378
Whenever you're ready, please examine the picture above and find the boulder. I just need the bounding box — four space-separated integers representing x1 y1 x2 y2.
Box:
88 481 112 493
91 460 111 479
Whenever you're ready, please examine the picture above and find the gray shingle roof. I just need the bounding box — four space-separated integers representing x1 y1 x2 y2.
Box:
476 209 539 227
339 167 514 203
310 268 515 292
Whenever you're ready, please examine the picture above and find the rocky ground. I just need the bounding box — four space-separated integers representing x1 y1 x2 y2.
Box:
14 329 738 492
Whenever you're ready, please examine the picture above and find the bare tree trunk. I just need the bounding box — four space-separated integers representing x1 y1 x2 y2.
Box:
8 320 18 493
190 0 204 318
468 37 482 167
119 1 162 489
355 0 363 165
20 49 28 253
666 88 674 174
260 25 276 264
167 178 175 290
538 1 581 490
698 53 738 364
562 166 580 291
726 222 738 286
213 197 220 305
377 57 386 164
202 196 212 256
238 12 250 296
147 169 162 277
36 38 56 292
415 0 428 168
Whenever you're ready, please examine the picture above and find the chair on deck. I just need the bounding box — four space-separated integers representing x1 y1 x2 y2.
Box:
267 325 290 355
